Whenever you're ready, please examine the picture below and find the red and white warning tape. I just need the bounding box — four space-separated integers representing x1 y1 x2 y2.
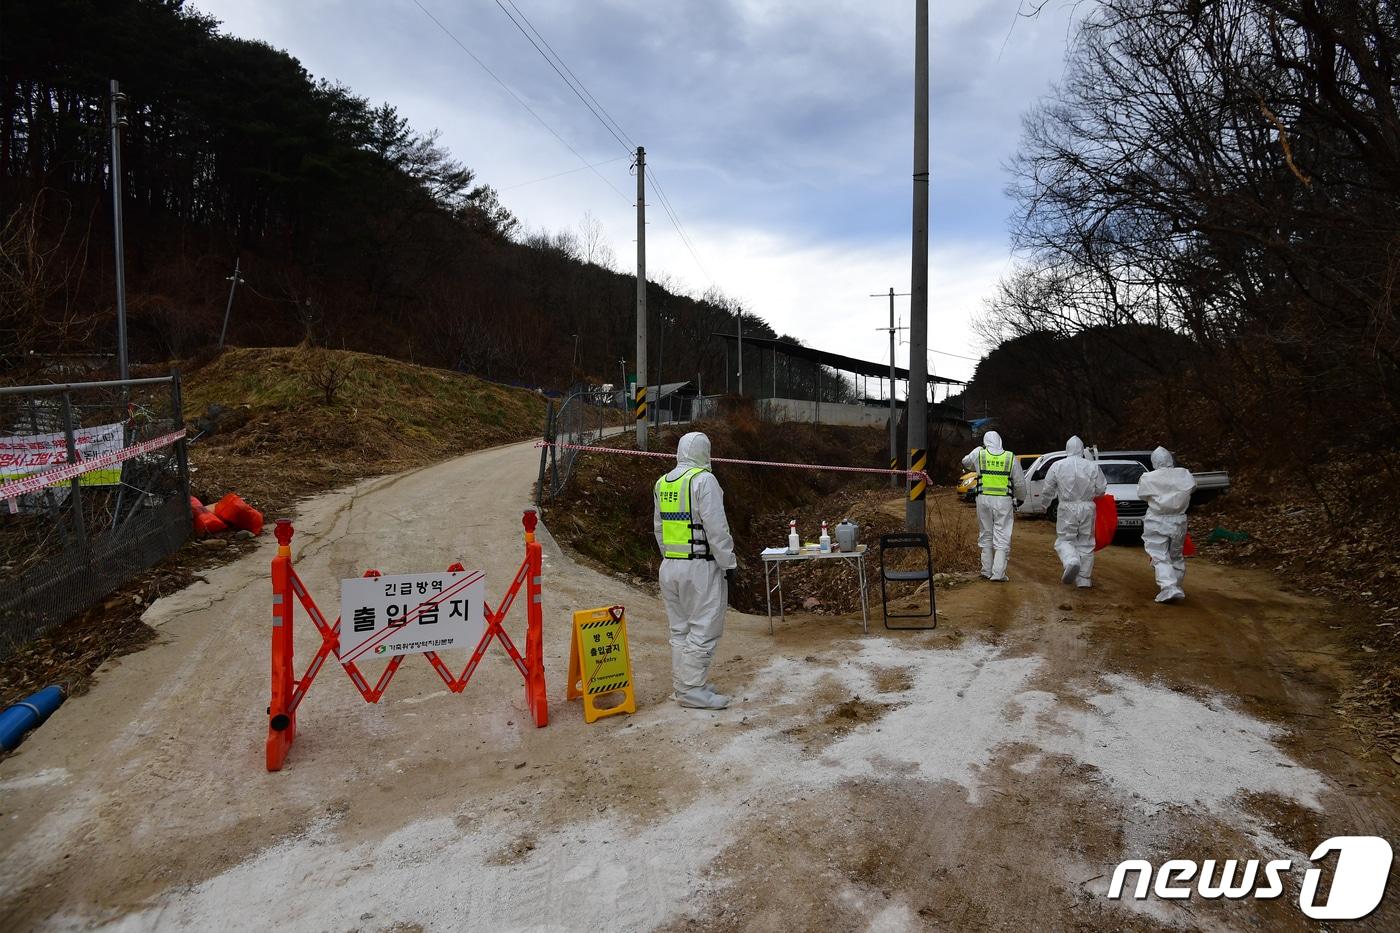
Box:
0 428 187 501
537 440 931 486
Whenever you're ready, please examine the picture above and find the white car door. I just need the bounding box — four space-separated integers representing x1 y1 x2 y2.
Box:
1022 452 1066 515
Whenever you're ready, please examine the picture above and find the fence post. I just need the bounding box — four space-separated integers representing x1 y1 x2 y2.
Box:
549 404 561 495
27 398 68 543
536 400 554 506
170 371 192 514
59 392 88 551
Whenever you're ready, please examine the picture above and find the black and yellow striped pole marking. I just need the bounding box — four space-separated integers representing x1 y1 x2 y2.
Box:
633 385 647 421
908 447 928 501
890 457 898 471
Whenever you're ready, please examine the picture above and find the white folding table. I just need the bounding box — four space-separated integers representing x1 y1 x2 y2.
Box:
759 545 869 634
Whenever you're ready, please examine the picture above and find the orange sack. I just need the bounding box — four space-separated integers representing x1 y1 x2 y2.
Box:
190 496 229 536
1093 494 1118 551
214 492 264 536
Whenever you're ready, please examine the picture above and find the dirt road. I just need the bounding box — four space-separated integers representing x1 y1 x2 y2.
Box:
1 439 1395 931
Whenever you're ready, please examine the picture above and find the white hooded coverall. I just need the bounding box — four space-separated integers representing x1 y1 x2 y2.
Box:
961 431 1028 581
1041 436 1107 587
653 432 737 694
1137 446 1196 602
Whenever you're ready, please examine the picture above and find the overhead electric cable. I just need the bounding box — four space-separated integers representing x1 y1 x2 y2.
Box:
499 154 630 191
487 0 715 286
502 0 638 150
646 172 712 285
409 0 629 203
493 0 636 155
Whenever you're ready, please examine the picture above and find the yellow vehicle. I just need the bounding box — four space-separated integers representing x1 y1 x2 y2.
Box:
960 454 1041 502
957 471 979 501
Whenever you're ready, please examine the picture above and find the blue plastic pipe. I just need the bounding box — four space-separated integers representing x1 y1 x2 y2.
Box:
0 685 65 751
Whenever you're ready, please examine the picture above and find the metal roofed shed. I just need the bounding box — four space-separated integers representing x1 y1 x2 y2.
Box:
614 381 699 424
714 333 965 387
703 333 966 428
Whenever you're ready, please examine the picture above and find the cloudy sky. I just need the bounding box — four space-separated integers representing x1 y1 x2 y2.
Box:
193 0 1082 385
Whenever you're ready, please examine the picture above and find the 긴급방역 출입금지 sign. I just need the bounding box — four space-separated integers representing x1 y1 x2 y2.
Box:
339 570 486 662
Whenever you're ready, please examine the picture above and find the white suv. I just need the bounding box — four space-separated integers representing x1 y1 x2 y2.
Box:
1019 451 1148 532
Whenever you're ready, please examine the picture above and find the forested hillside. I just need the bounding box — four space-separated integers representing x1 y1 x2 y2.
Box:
0 0 855 399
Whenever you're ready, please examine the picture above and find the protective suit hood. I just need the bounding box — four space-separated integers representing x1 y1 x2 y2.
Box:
1151 446 1174 469
983 431 1004 455
1065 436 1085 458
675 432 712 471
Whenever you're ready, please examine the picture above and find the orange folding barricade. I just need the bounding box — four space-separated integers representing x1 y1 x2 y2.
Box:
265 510 548 771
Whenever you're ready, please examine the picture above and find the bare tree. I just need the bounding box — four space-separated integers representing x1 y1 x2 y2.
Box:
995 0 1400 445
0 189 96 367
299 348 352 405
577 210 614 269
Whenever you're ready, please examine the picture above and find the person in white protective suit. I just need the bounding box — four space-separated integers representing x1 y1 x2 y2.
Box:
653 432 738 709
961 431 1028 582
1137 446 1197 602
1041 436 1108 588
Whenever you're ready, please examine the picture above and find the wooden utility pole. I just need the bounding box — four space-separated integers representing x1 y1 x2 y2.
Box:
218 257 244 350
736 308 743 396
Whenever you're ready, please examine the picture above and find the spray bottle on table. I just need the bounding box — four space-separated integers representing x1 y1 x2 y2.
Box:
819 520 831 553
787 519 799 554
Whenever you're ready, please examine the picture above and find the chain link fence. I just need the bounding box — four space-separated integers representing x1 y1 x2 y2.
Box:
536 384 625 503
0 375 190 659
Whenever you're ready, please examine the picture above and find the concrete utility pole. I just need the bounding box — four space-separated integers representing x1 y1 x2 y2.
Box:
634 146 647 450
217 257 244 350
906 0 930 531
872 288 909 487
109 79 130 381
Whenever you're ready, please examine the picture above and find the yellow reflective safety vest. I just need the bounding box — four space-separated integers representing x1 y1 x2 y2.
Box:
978 449 1014 497
655 467 713 560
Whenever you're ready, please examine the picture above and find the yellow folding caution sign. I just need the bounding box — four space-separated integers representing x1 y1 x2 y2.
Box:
567 605 637 723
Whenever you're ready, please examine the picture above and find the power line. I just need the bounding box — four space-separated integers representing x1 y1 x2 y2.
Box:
497 0 637 153
487 0 715 287
929 347 981 363
409 0 630 204
499 154 629 191
491 0 633 156
898 336 981 363
647 171 713 285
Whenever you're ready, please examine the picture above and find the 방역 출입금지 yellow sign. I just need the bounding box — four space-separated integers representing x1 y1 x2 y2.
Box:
567 605 636 723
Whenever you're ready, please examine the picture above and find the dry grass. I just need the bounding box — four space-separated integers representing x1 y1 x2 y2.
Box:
925 493 980 574
181 346 548 508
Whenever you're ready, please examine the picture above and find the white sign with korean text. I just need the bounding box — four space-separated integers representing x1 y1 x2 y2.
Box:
0 421 124 486
339 570 487 662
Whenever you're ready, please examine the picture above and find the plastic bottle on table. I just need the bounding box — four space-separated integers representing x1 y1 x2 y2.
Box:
819 520 831 553
787 519 799 554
